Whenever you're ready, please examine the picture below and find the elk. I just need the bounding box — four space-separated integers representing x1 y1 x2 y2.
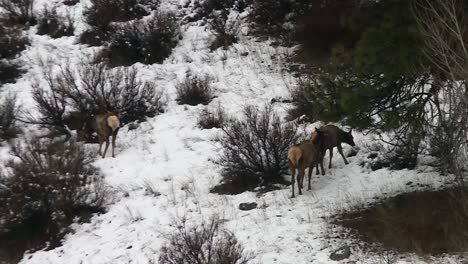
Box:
288 136 325 198
78 113 120 158
311 125 355 169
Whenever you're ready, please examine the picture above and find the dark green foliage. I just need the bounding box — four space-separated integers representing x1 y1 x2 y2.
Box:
299 0 432 136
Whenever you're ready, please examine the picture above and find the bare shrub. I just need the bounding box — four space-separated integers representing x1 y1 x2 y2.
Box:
0 94 20 140
0 138 107 253
0 24 28 84
104 11 179 66
28 63 164 138
215 105 300 193
208 10 240 50
0 0 36 25
59 63 165 123
198 104 227 129
159 216 253 264
249 0 307 36
0 25 29 60
0 60 24 85
37 7 75 38
84 0 157 31
176 74 214 106
80 0 160 46
29 75 68 134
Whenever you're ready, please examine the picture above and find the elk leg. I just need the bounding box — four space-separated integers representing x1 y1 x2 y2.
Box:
102 137 110 158
111 132 117 158
320 157 326 175
98 135 103 156
298 170 304 195
328 148 333 169
308 164 313 190
337 144 349 164
290 161 296 198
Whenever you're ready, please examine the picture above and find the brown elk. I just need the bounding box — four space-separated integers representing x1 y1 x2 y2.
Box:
311 125 355 169
288 137 325 198
78 113 120 158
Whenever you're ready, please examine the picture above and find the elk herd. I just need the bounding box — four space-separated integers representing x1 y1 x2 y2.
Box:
76 112 354 199
288 125 355 197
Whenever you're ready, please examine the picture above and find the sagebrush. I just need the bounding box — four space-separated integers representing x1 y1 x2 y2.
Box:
159 216 253 264
176 74 214 106
217 105 299 192
0 138 107 250
104 11 179 66
29 63 165 137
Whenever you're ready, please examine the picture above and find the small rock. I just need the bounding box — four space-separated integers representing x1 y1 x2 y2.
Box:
347 149 358 157
330 246 351 261
126 245 132 249
367 153 378 159
406 181 413 186
239 202 257 211
240 51 249 56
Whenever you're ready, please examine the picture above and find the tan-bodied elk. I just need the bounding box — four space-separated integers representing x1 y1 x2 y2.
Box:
287 133 325 198
312 125 355 169
78 112 121 158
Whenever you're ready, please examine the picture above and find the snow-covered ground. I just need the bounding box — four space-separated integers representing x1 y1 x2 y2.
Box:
0 0 460 263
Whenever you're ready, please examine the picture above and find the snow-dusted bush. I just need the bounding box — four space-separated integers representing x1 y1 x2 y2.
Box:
0 0 36 25
0 138 107 248
176 74 214 106
0 60 24 85
0 94 20 140
81 0 159 46
84 0 158 31
0 25 29 60
216 105 300 193
250 0 307 36
37 7 74 38
208 10 239 50
159 216 253 264
198 104 227 129
104 11 179 66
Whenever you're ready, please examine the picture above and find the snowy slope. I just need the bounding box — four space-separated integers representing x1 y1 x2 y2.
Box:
0 0 458 263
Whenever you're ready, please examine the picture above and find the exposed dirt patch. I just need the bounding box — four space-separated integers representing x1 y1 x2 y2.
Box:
335 188 468 255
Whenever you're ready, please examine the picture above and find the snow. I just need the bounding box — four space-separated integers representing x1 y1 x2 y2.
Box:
0 0 459 263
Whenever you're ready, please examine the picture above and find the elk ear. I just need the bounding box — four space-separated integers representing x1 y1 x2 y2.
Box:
349 128 353 134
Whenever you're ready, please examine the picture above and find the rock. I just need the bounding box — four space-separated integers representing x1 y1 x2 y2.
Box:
406 181 413 186
330 246 351 261
240 51 249 56
347 148 358 157
367 152 378 159
239 202 257 211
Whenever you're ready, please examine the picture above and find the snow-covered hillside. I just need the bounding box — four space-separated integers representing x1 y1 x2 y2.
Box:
0 0 459 263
